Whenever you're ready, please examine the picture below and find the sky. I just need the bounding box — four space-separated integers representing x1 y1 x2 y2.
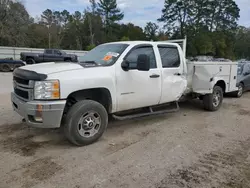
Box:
23 0 250 28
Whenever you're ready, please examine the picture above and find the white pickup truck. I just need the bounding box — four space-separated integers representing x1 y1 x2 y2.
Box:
11 39 238 146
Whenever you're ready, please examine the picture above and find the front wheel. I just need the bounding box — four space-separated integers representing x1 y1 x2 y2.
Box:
64 100 108 146
203 86 223 111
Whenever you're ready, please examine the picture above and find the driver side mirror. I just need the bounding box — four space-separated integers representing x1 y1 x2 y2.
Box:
243 72 250 76
137 54 150 71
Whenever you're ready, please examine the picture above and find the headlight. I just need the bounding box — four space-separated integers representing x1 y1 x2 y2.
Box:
34 80 60 100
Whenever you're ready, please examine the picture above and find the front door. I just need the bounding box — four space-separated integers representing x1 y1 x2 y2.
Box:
116 45 162 112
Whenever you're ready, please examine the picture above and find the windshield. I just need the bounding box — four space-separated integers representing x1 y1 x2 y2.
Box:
237 63 244 75
79 43 129 65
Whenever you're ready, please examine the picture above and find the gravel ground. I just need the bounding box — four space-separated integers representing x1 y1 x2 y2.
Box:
1 72 250 188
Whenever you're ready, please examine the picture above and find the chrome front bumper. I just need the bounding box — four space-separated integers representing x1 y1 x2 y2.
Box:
11 92 66 128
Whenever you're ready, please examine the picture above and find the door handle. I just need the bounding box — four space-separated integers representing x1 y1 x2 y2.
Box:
150 74 160 78
174 73 181 76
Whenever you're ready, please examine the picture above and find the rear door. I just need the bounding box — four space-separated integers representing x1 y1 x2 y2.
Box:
43 49 54 62
157 44 187 104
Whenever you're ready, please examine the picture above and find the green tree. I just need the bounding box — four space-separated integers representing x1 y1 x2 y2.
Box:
97 0 124 41
120 36 130 41
158 0 193 37
118 23 146 41
144 22 159 41
234 27 250 60
97 0 124 26
0 0 32 46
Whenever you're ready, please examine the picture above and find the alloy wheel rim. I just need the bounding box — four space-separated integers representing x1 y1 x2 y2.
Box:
77 111 101 138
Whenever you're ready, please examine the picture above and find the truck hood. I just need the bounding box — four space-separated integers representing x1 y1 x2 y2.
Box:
20 62 83 75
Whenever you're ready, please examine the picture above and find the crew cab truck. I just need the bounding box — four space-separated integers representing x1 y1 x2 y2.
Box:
11 39 238 146
20 49 78 64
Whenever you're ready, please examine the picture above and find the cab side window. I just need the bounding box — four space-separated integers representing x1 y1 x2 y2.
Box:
125 46 157 69
244 63 250 74
45 49 53 54
158 46 180 68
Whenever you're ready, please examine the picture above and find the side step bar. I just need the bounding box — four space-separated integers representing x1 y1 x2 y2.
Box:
113 102 179 121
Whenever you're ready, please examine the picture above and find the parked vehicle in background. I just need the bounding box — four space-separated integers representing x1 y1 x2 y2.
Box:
213 58 232 62
234 61 250 97
20 49 78 64
0 58 25 72
11 38 238 146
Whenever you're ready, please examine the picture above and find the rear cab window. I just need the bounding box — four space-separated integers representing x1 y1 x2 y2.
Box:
157 45 180 68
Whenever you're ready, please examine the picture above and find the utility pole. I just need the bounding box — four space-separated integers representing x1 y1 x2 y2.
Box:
47 25 51 48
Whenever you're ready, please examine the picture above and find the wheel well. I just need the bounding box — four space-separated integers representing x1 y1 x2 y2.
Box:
65 88 112 114
215 80 226 93
26 56 34 60
64 57 71 61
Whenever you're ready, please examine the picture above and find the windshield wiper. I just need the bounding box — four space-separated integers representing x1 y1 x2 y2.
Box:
80 61 98 64
79 60 101 67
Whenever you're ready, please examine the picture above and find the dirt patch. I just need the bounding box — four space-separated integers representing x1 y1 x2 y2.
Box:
0 135 49 157
105 129 157 156
0 123 68 156
0 123 27 136
157 139 250 188
237 109 250 116
137 129 158 138
215 133 225 138
22 157 63 181
222 103 242 109
106 140 140 156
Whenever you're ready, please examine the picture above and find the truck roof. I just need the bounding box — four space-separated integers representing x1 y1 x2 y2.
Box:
105 41 181 47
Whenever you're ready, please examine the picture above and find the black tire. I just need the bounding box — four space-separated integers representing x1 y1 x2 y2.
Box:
26 58 35 64
1 64 11 72
65 59 72 62
233 83 244 98
64 100 108 146
203 86 223 111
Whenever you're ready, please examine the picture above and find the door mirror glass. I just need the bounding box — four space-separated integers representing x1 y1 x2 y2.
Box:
243 72 250 76
137 54 150 71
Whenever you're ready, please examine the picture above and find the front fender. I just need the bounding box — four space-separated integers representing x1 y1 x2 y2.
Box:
47 67 117 112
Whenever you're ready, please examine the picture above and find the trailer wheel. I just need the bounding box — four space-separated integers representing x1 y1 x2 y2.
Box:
0 64 11 72
64 100 108 146
203 86 223 111
26 58 35 64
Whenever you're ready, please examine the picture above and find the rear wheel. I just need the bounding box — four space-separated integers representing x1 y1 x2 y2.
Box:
65 59 72 62
26 58 35 64
236 83 244 98
64 100 108 146
203 86 223 111
1 64 11 72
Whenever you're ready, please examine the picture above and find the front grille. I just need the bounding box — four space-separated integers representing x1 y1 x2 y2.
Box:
14 88 29 100
14 76 29 86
